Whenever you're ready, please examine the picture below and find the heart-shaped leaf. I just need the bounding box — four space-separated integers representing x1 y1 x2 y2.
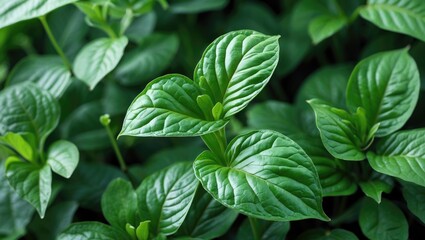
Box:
58 222 131 240
46 140 79 178
193 130 328 221
194 30 279 118
120 74 227 137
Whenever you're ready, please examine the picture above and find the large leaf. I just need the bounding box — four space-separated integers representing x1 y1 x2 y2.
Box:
169 0 228 13
46 140 79 178
236 218 290 240
58 222 131 240
194 130 328 221
137 162 198 236
120 74 227 137
73 37 128 90
360 0 425 42
176 186 238 239
7 56 72 98
101 178 139 230
359 198 408 240
5 159 52 218
297 228 358 240
194 30 279 118
401 181 425 224
116 34 179 86
346 49 420 137
0 83 60 145
367 129 425 187
0 0 77 29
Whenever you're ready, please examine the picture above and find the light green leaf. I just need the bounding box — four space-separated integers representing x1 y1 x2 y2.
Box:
46 140 79 178
194 30 280 118
58 222 131 240
120 74 227 137
297 228 359 240
101 178 139 230
176 186 238 239
346 49 420 137
5 159 52 218
360 0 425 42
367 129 425 187
169 0 228 13
137 162 198 236
308 99 365 161
7 56 72 98
359 198 408 240
116 34 179 86
0 132 33 161
309 14 347 44
359 176 393 203
0 0 77 29
401 181 425 224
194 130 328 221
73 37 128 90
0 83 60 145
236 218 290 240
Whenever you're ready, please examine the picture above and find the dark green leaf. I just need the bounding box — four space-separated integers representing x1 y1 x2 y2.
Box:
169 0 228 13
359 174 393 203
47 140 79 178
125 12 156 43
297 228 358 240
401 181 425 224
194 130 328 221
58 222 131 240
236 218 290 240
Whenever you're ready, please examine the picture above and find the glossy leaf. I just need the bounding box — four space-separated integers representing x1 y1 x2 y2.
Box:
73 37 128 90
236 218 290 240
194 30 280 118
367 129 425 187
137 162 198 236
176 187 238 239
360 0 425 42
116 34 179 86
7 56 72 98
5 159 52 218
120 74 227 137
309 14 347 44
101 178 139 230
359 198 408 240
58 222 131 240
297 228 358 240
194 130 328 221
401 181 425 223
0 0 77 29
0 83 60 145
308 99 365 160
46 140 79 178
169 0 228 13
346 49 420 137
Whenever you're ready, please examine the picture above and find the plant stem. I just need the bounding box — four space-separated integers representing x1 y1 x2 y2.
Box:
39 16 72 70
248 216 261 240
201 128 227 164
100 114 127 172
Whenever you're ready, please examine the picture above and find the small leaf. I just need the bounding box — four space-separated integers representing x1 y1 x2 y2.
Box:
0 0 77 29
194 130 328 221
236 218 290 240
367 129 425 187
120 74 227 137
74 37 128 90
309 15 347 44
194 30 280 118
136 221 150 240
401 181 425 224
137 162 198 236
7 56 72 98
359 177 393 203
58 222 131 240
297 228 359 240
169 0 228 13
346 49 420 137
5 159 52 218
360 0 425 42
359 198 408 240
0 132 33 161
47 140 79 178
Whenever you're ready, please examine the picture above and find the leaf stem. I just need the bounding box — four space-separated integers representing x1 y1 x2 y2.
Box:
201 128 227 165
100 114 127 172
248 216 261 240
39 16 72 70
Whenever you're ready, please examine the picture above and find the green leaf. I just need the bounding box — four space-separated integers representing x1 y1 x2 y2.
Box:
193 130 328 221
367 129 425 187
401 181 425 224
359 177 393 203
297 228 359 240
308 99 365 160
0 0 77 29
137 162 198 236
125 12 156 43
169 0 228 13
58 222 131 240
73 37 128 90
359 198 408 240
359 0 425 42
101 178 139 230
116 34 179 86
236 218 290 240
5 159 52 218
135 221 150 240
46 140 79 178
309 14 347 44
346 49 420 137
194 30 280 118
176 186 238 239
0 83 60 145
7 56 72 98
0 132 33 161
120 74 227 137
0 163 34 236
